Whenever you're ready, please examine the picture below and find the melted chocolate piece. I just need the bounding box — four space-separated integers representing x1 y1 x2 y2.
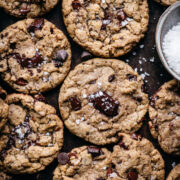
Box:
131 133 142 141
87 147 103 157
126 74 137 81
34 93 48 104
106 167 113 177
81 51 93 61
69 96 82 111
58 152 70 165
127 170 138 180
96 178 105 180
15 78 28 86
13 52 44 68
88 91 119 117
108 75 115 82
72 0 82 10
28 18 44 33
133 96 142 103
36 174 46 180
20 8 31 15
118 141 129 150
117 9 126 23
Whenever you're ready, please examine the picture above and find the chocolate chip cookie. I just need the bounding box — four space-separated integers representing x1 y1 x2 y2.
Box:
0 0 59 17
167 164 180 180
111 133 165 180
0 18 71 94
62 0 149 57
153 0 178 6
0 93 63 174
0 172 12 180
53 146 112 180
0 87 8 130
149 79 180 156
59 58 149 145
53 133 165 180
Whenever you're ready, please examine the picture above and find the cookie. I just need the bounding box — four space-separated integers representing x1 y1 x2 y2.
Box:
0 0 59 18
167 164 180 180
149 79 180 155
0 93 63 174
0 18 71 94
0 87 8 130
153 0 178 6
59 58 149 145
53 134 165 180
53 146 112 180
0 172 12 180
111 133 165 180
62 0 149 57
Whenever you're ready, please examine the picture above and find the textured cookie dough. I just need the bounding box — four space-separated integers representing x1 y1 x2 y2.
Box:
59 59 149 145
167 164 180 180
0 93 63 174
149 79 180 156
53 134 165 180
62 0 149 57
0 0 59 17
53 146 112 180
153 0 178 6
0 18 71 94
0 172 12 180
0 87 8 130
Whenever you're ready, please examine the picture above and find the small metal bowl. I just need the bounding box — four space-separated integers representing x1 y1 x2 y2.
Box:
156 1 180 81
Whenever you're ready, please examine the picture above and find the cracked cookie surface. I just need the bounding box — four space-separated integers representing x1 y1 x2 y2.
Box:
59 58 149 145
167 164 180 180
149 79 180 156
53 146 112 180
153 0 177 6
53 134 165 180
0 18 71 94
0 87 8 130
0 93 63 174
62 0 149 57
0 0 59 17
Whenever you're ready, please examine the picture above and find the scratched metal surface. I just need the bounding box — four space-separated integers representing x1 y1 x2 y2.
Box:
0 1 179 179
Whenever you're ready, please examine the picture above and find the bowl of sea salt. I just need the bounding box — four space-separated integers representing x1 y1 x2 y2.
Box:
156 1 180 81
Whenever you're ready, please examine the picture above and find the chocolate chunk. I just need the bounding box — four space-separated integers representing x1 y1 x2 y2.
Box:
34 93 48 104
127 170 138 180
28 18 44 33
117 9 126 23
133 96 142 102
72 0 82 10
106 167 113 177
53 50 68 68
118 141 129 150
58 152 70 165
20 8 31 16
96 178 105 180
81 51 93 61
15 78 28 86
36 174 46 180
108 75 115 82
131 133 142 141
69 96 82 111
89 80 96 84
87 146 102 157
150 95 159 108
126 74 137 81
88 91 119 117
10 42 16 49
13 52 44 68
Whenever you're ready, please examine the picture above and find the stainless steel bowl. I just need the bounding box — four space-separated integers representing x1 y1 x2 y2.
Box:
156 1 180 81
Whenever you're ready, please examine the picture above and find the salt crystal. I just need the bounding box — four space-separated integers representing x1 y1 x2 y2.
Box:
162 22 180 75
139 60 142 64
139 44 144 48
172 162 176 167
82 94 87 98
76 119 80 124
132 51 136 56
150 57 155 62
109 172 117 178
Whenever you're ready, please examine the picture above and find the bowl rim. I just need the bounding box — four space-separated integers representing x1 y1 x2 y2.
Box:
156 1 180 81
